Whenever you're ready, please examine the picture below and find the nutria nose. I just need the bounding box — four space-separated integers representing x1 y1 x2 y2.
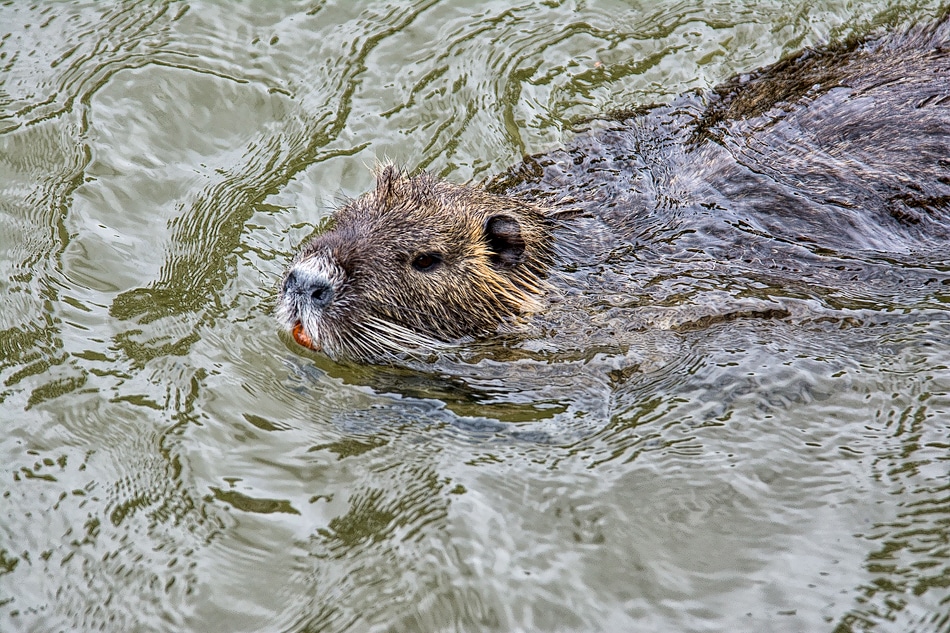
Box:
284 268 335 310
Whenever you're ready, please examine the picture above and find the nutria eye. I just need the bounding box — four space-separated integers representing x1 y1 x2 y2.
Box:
411 253 442 272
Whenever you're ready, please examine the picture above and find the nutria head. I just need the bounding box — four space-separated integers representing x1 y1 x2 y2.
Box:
276 166 553 362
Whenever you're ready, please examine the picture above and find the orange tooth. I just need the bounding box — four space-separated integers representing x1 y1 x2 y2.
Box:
292 322 314 349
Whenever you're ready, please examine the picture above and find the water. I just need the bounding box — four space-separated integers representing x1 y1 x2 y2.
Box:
2 1 949 632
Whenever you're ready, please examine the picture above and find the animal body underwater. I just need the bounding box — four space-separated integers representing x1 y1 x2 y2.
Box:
277 15 950 364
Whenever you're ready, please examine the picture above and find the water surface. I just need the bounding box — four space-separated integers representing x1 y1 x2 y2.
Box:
1 1 949 632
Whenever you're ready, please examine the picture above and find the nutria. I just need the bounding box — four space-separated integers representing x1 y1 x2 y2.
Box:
278 16 950 363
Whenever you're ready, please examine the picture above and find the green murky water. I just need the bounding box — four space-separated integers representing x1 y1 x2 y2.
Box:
2 1 949 632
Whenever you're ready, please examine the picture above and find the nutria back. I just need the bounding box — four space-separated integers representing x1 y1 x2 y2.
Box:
500 16 950 248
279 15 950 363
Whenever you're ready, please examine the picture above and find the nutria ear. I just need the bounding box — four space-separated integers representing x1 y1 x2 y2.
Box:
375 165 400 203
485 215 526 268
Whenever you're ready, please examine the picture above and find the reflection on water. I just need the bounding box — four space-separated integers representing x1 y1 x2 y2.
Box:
1 1 949 632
